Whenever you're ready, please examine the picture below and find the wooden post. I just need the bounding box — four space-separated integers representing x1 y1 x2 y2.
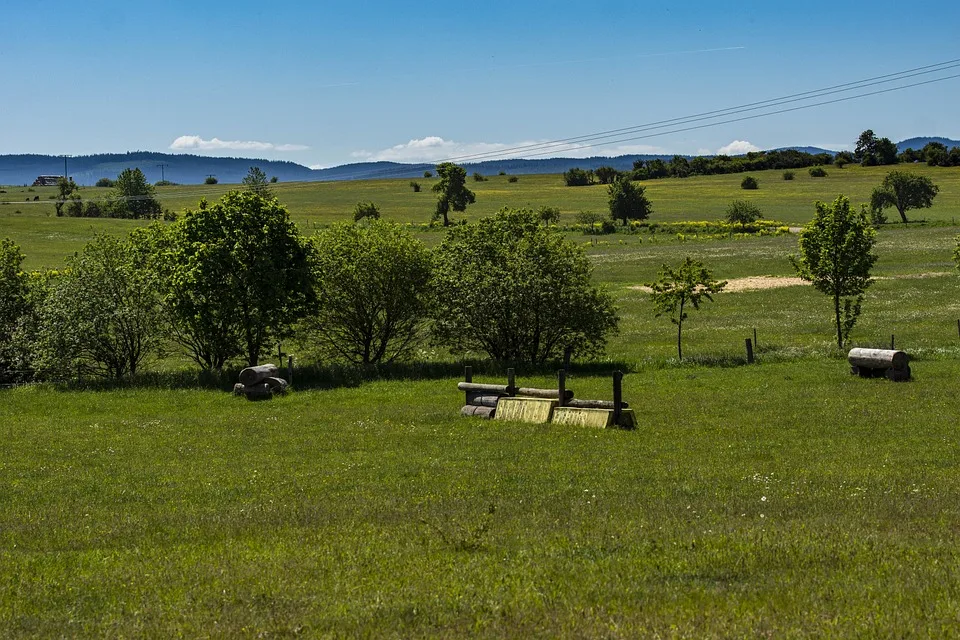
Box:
612 371 623 427
890 334 895 350
753 328 758 350
957 319 960 339
745 338 754 364
507 368 516 396
563 346 573 372
287 355 293 387
277 342 284 360
464 365 472 405
557 369 566 408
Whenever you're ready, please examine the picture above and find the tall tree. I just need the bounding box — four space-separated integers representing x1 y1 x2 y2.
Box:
308 221 433 365
608 178 652 226
242 166 271 197
431 163 475 226
648 257 726 361
54 177 77 217
870 171 939 223
0 239 29 381
854 129 878 164
431 208 618 364
791 195 877 349
164 191 314 368
113 168 162 219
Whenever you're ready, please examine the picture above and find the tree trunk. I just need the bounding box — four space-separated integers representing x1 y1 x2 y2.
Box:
834 293 843 349
897 206 908 223
677 320 683 361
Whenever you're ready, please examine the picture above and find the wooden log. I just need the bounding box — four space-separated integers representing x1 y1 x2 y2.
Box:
566 399 630 410
242 382 274 401
517 387 574 400
232 383 246 396
466 393 503 408
847 348 909 371
458 382 510 394
263 376 288 394
460 405 495 419
239 364 279 386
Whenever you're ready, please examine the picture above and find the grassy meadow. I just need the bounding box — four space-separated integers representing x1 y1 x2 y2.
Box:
3 165 960 635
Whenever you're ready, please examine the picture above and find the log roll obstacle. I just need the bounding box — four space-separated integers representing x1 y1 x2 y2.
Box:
848 348 911 382
234 364 290 400
458 366 635 429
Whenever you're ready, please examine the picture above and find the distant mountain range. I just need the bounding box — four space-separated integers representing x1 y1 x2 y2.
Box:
1 137 957 186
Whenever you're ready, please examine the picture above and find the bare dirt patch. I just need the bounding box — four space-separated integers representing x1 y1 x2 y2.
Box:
629 275 809 294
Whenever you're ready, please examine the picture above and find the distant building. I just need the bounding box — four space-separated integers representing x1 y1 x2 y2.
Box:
32 175 62 186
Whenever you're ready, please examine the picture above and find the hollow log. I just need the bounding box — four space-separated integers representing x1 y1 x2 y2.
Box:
466 393 503 408
566 399 630 410
263 376 288 394
847 348 909 371
460 405 495 419
242 382 274 401
239 364 280 386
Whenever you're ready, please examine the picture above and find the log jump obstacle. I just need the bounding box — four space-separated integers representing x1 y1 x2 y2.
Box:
458 367 635 429
234 364 290 400
847 348 911 382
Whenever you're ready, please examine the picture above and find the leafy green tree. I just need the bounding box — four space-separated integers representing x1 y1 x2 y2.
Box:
922 142 949 167
668 155 690 178
431 163 475 226
740 175 759 190
409 181 421 192
432 208 618 364
204 175 219 185
874 137 899 165
0 239 29 381
537 206 561 225
608 178 652 226
163 191 315 368
54 177 77 217
834 150 855 167
242 166 271 196
791 195 877 349
563 167 595 186
648 257 726 361
594 166 621 184
308 221 433 365
95 177 115 188
113 168 162 219
809 166 828 177
472 172 486 182
725 200 762 226
855 129 878 164
34 234 162 379
870 171 939 223
353 201 381 222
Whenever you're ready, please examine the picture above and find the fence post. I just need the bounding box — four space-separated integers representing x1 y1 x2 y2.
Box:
613 371 623 427
891 334 895 350
753 328 758 350
557 369 566 408
287 355 293 387
507 368 516 396
464 366 472 405
745 338 754 364
563 346 573 373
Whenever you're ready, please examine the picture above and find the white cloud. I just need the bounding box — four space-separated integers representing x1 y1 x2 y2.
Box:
170 135 308 152
352 136 666 163
715 140 760 155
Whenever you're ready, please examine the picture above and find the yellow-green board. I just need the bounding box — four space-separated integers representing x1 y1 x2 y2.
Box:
495 398 557 423
552 407 637 429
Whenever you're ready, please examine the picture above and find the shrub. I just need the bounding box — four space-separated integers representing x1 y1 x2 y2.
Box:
409 181 421 193
353 201 381 222
740 176 759 190
498 171 507 176
563 167 595 187
782 171 795 181
155 180 177 187
95 178 115 188
725 200 762 225
537 206 561 225
269 176 278 183
507 176 518 183
472 172 486 182
423 171 433 178
576 211 605 226
809 166 828 178
204 176 218 185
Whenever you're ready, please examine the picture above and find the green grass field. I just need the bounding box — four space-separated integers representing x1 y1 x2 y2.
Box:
3 166 960 636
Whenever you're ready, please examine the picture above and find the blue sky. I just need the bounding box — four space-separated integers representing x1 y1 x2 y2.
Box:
2 1 959 167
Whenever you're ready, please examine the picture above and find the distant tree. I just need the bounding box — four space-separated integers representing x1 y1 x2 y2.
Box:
270 176 279 183
563 167 595 187
870 171 939 223
645 158 669 179
431 163 475 226
431 208 618 364
498 170 507 176
898 148 921 164
34 234 162 379
834 151 855 167
648 257 726 361
472 172 487 182
668 155 690 178
54 177 77 217
608 178 652 226
949 147 960 167
353 201 381 222
725 200 762 226
875 137 899 165
791 195 877 349
113 168 162 219
95 177 115 188
809 166 828 177
242 166 271 196
162 191 315 368
409 181 421 192
507 175 519 183
740 175 759 190
155 180 177 187
204 176 219 185
537 206 561 225
854 129 878 164
594 166 621 184
308 221 433 365
922 142 949 167
0 238 29 382
423 170 433 178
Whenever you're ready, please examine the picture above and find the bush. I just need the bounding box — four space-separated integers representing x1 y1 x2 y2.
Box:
809 166 828 178
537 206 561 225
204 176 218 185
576 211 605 226
472 172 486 182
353 201 381 222
563 167 595 187
782 171 795 181
741 176 759 190
498 171 507 176
507 176 518 183
270 176 278 183
155 180 177 187
409 181 421 193
95 178 115 188
726 200 762 225
423 171 433 178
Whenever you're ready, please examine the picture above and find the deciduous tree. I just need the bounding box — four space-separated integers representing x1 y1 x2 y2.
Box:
608 178 652 226
0 239 29 381
431 163 475 226
648 257 726 361
113 168 162 219
791 195 877 348
870 171 939 223
242 166 271 197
